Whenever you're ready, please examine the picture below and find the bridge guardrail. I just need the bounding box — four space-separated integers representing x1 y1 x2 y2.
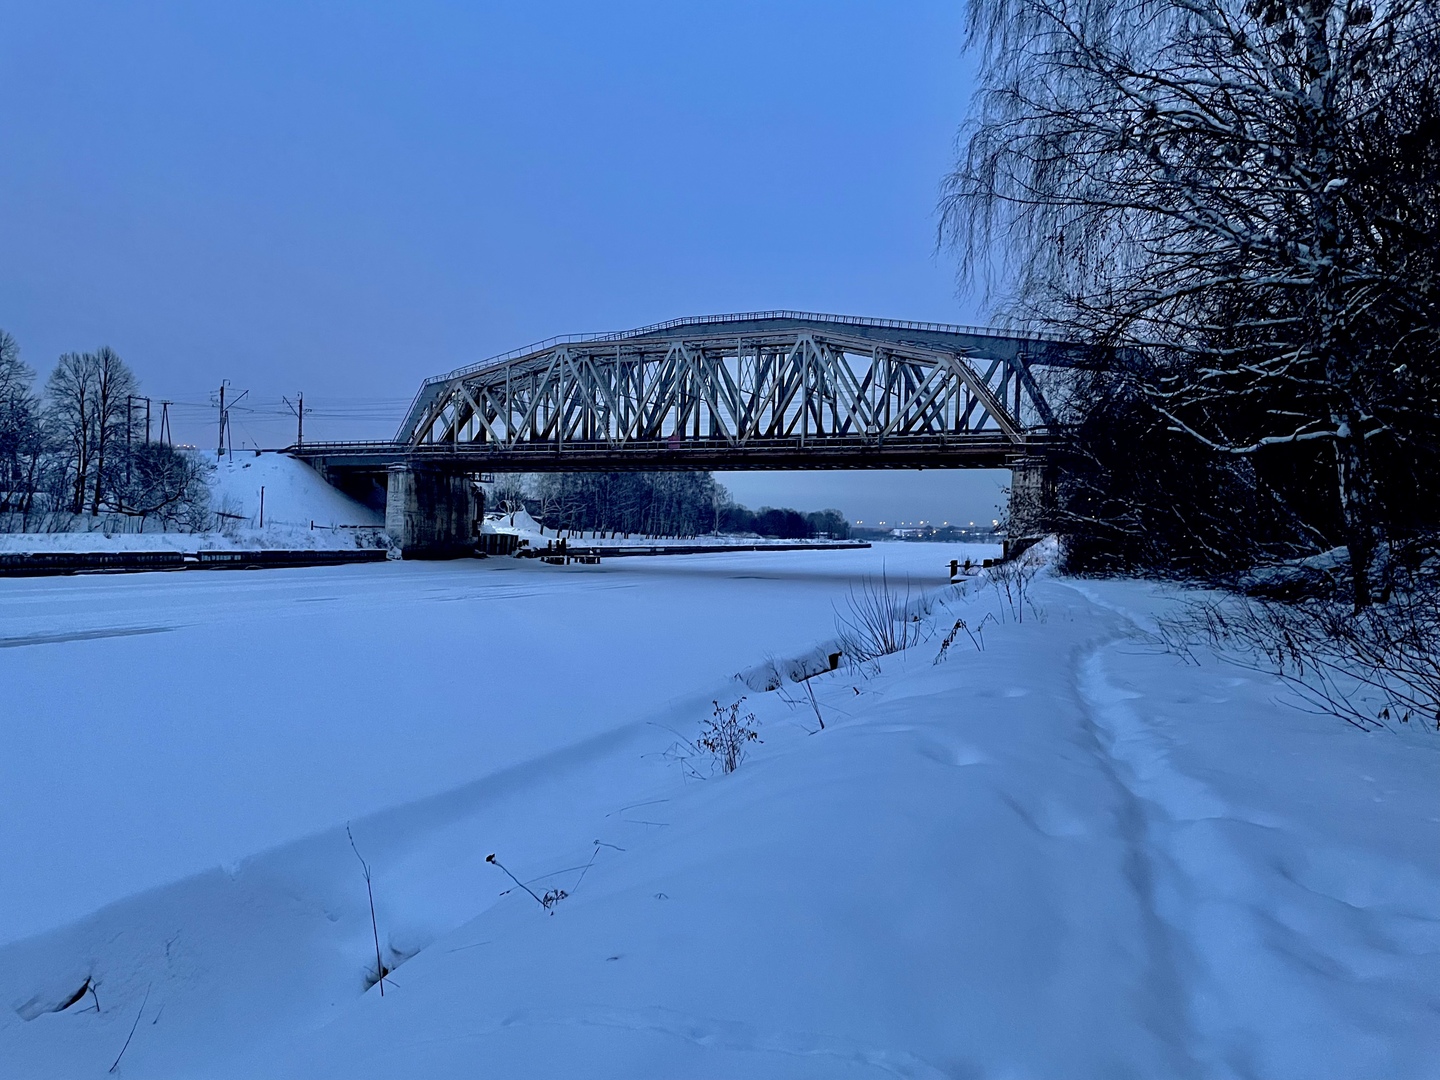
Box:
420 310 1073 389
292 432 1060 456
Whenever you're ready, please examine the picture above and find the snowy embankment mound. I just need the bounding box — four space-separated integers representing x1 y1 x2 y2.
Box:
208 451 381 532
0 452 383 552
2 552 1437 1077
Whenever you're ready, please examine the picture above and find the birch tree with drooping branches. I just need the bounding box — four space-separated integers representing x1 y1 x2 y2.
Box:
943 0 1440 603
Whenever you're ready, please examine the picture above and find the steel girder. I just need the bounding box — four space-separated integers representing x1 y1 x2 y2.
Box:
401 328 1055 458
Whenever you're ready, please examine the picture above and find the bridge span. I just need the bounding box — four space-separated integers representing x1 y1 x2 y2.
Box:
291 311 1082 554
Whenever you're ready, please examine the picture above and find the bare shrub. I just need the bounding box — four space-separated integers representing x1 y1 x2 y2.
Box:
934 613 996 665
778 679 828 733
989 555 1040 623
213 496 244 539
108 984 150 1074
1160 588 1440 732
752 655 784 692
346 825 391 995
835 571 927 661
698 698 761 774
485 852 569 913
801 679 825 731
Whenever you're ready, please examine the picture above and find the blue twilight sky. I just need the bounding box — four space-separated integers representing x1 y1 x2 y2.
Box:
0 1 1010 524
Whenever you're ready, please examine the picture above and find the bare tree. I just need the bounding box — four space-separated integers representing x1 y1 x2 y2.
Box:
89 347 138 515
489 473 529 516
122 444 214 530
943 0 1440 604
44 348 140 515
0 330 44 518
0 330 26 414
531 471 727 536
46 352 98 514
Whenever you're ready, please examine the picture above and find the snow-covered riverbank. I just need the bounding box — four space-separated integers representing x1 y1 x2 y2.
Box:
1 546 1436 1078
0 452 384 553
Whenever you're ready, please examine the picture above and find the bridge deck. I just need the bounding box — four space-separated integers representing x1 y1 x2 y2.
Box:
294 434 1056 474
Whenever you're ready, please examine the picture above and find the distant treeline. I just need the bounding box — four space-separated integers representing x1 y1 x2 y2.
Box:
0 329 212 531
492 472 849 539
717 504 849 540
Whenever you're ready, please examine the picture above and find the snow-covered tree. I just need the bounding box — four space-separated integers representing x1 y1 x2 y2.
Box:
943 0 1440 603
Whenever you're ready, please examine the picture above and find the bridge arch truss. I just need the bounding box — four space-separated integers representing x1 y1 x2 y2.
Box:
392 312 1071 471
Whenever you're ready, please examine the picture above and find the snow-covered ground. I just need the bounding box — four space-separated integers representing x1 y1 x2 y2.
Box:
208 451 383 532
0 452 383 553
2 545 1437 1078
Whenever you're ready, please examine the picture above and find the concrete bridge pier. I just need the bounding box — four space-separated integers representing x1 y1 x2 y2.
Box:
384 465 482 558
1005 458 1057 560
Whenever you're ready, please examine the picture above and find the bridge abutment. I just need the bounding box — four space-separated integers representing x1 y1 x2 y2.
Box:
384 465 481 558
1006 459 1057 560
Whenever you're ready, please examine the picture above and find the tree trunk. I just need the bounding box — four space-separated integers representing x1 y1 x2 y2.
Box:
1335 417 1379 610
73 377 92 514
90 442 105 516
91 381 109 516
72 430 87 515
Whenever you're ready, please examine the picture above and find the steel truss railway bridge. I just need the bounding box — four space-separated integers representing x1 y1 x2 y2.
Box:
292 311 1085 554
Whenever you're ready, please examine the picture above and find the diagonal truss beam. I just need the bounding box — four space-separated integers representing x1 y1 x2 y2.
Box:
407 327 1055 457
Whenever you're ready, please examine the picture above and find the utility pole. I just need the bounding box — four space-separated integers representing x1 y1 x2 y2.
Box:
126 395 133 499
145 397 152 443
158 401 172 447
284 392 306 447
216 382 249 455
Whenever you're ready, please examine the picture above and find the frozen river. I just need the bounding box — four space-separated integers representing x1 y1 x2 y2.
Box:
0 542 986 943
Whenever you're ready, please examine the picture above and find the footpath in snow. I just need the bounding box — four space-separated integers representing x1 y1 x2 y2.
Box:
1 548 1437 1078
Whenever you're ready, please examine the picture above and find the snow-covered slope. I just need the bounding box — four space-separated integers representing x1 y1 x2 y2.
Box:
0 545 984 941
209 451 382 531
0 452 382 552
1 548 1436 1078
